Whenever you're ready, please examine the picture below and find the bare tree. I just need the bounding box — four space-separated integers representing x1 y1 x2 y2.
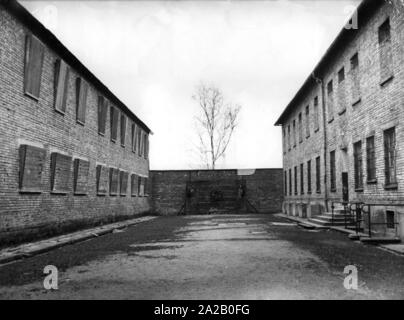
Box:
192 83 241 169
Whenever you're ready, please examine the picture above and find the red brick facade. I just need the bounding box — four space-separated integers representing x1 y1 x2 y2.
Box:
0 1 151 245
275 0 404 239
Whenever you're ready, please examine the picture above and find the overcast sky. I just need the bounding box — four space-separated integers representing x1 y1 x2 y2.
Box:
22 0 360 170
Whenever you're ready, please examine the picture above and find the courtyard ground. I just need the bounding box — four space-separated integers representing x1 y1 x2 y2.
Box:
0 214 403 299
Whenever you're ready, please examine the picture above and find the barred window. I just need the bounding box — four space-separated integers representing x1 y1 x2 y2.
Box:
284 171 287 195
366 136 376 182
300 163 304 195
316 156 321 193
330 150 336 192
305 106 310 138
384 127 397 187
307 160 312 194
327 80 334 122
378 18 393 83
298 113 303 143
350 53 361 104
313 96 319 131
289 169 292 196
354 141 363 190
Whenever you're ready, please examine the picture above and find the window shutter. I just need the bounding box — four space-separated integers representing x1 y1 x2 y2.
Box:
110 106 118 142
76 78 88 124
120 114 126 146
54 59 69 113
24 34 44 99
131 123 137 153
98 96 107 135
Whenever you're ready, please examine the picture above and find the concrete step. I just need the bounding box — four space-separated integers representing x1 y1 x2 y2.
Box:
360 237 401 244
308 218 355 227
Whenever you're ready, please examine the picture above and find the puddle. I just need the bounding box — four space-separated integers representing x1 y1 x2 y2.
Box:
270 222 296 226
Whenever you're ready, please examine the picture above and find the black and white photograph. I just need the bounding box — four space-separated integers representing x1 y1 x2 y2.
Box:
0 0 404 306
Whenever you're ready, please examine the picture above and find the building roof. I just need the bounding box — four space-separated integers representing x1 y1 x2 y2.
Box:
274 0 384 126
2 0 152 134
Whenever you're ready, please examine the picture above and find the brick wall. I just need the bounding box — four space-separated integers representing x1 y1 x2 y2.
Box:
150 169 283 215
0 4 151 245
278 0 404 239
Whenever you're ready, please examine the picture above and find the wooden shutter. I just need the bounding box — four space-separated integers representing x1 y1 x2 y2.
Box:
73 159 89 195
98 96 107 135
54 59 69 113
132 123 137 153
110 107 118 142
76 77 88 124
24 34 44 99
19 144 46 193
131 174 138 196
120 114 126 146
50 153 72 194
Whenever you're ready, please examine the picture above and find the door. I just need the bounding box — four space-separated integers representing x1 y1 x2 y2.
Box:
342 172 349 203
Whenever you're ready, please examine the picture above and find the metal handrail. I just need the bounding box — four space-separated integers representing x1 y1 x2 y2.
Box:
359 203 401 238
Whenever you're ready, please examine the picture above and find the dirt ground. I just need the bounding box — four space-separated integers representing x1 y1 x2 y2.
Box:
0 214 404 299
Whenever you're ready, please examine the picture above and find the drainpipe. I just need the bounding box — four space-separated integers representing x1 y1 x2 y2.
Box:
311 72 329 212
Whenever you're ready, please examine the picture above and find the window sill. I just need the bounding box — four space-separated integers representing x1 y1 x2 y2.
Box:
380 75 394 87
54 108 66 116
355 188 364 192
306 135 310 139
76 119 85 126
73 192 87 196
98 132 105 137
352 98 361 107
314 128 319 133
307 192 312 195
316 191 321 194
338 108 346 116
328 117 334 124
121 144 125 148
384 183 398 190
19 189 42 194
111 139 116 143
24 91 40 101
51 190 68 195
366 179 377 184
330 189 336 193
97 193 107 197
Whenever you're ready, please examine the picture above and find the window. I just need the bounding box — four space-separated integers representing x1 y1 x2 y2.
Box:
76 77 88 124
284 171 287 195
300 163 304 195
293 120 296 147
97 96 107 135
338 67 345 83
288 125 291 150
386 211 395 229
131 174 138 196
138 176 144 196
73 158 89 195
144 177 149 196
96 165 108 196
289 169 292 196
327 80 334 122
144 133 149 159
307 160 312 194
283 128 286 153
313 96 319 131
337 67 346 114
50 153 72 194
330 150 336 192
120 114 127 147
354 141 363 190
137 127 142 156
378 18 393 84
24 34 44 100
298 113 303 143
384 127 397 187
305 106 310 138
316 156 321 193
19 145 46 193
294 166 298 195
109 168 119 196
350 53 361 104
366 136 376 182
110 107 118 142
54 59 69 113
131 123 137 153
119 171 128 196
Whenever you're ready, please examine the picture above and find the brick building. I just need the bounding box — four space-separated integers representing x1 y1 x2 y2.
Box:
275 0 404 240
0 0 151 244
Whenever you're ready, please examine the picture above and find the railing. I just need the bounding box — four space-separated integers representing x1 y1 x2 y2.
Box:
331 201 362 233
359 203 402 238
